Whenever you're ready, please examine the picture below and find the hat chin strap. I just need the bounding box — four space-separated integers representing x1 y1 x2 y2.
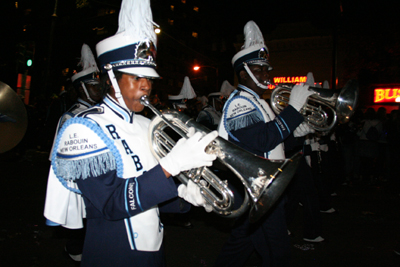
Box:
80 82 95 104
243 63 270 90
105 65 130 111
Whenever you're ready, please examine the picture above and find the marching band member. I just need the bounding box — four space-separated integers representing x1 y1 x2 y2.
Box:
44 43 102 262
44 43 102 228
196 95 222 130
216 20 313 267
47 0 216 266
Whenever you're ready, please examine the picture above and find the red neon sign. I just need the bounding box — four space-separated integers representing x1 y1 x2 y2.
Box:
374 88 400 103
273 76 307 84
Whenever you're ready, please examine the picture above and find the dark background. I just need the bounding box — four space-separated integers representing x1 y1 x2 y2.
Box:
1 0 399 101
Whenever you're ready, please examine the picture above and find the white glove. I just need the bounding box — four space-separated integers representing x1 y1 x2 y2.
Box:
187 127 196 137
288 84 313 111
294 122 315 137
177 180 212 212
160 129 218 176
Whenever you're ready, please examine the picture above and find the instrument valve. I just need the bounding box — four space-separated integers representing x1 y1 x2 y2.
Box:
186 168 203 183
258 169 266 177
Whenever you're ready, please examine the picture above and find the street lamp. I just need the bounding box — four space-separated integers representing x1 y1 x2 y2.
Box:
193 65 219 91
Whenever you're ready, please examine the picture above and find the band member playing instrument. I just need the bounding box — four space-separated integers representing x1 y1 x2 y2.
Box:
46 1 216 266
215 20 313 267
196 95 222 130
44 43 102 263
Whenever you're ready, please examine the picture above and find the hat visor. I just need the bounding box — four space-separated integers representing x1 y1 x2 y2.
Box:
119 67 160 79
247 61 273 71
168 94 184 100
174 104 187 109
71 66 98 83
208 92 222 97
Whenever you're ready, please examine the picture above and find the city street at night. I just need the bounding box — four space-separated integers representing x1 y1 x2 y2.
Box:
1 1 400 267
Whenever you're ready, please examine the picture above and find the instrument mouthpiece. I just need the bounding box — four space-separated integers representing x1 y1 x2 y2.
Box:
140 95 150 106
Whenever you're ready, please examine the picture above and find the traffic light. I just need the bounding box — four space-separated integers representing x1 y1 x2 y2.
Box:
15 41 34 105
16 41 35 72
25 41 35 69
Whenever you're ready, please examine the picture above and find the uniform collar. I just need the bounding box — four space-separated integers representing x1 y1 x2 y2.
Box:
237 84 260 99
103 94 135 123
77 98 93 108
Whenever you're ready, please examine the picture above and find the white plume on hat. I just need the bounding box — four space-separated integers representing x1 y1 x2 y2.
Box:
242 21 266 50
219 80 235 98
207 80 235 103
322 80 330 89
168 76 196 100
304 72 330 89
305 72 315 86
305 72 331 89
79 44 98 71
117 0 157 46
71 44 99 83
180 76 196 99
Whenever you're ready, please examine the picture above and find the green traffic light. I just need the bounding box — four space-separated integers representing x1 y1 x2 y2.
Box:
27 59 32 67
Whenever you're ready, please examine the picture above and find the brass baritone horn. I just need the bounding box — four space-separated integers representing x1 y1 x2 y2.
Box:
270 80 359 132
140 95 302 223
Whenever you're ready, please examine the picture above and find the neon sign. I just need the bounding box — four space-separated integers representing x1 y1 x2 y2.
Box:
273 76 307 84
374 88 400 103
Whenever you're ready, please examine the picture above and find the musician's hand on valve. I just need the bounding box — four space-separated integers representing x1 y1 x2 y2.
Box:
293 122 315 137
178 180 213 212
159 129 218 176
288 84 313 111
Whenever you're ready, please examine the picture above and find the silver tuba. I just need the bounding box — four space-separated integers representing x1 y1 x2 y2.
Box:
140 95 302 223
270 79 359 132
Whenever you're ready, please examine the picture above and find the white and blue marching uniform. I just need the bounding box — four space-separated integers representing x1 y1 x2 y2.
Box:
215 85 304 266
56 98 93 135
44 98 94 229
49 95 186 266
218 85 303 160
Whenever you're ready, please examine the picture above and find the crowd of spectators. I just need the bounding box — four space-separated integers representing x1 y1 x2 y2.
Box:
336 106 400 192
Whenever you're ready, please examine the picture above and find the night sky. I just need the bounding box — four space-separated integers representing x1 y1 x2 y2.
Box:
0 0 398 98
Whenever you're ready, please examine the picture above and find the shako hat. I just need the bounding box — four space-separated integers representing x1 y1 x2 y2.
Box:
219 80 235 98
168 76 196 101
71 44 99 88
231 21 272 74
207 80 235 101
96 0 159 79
